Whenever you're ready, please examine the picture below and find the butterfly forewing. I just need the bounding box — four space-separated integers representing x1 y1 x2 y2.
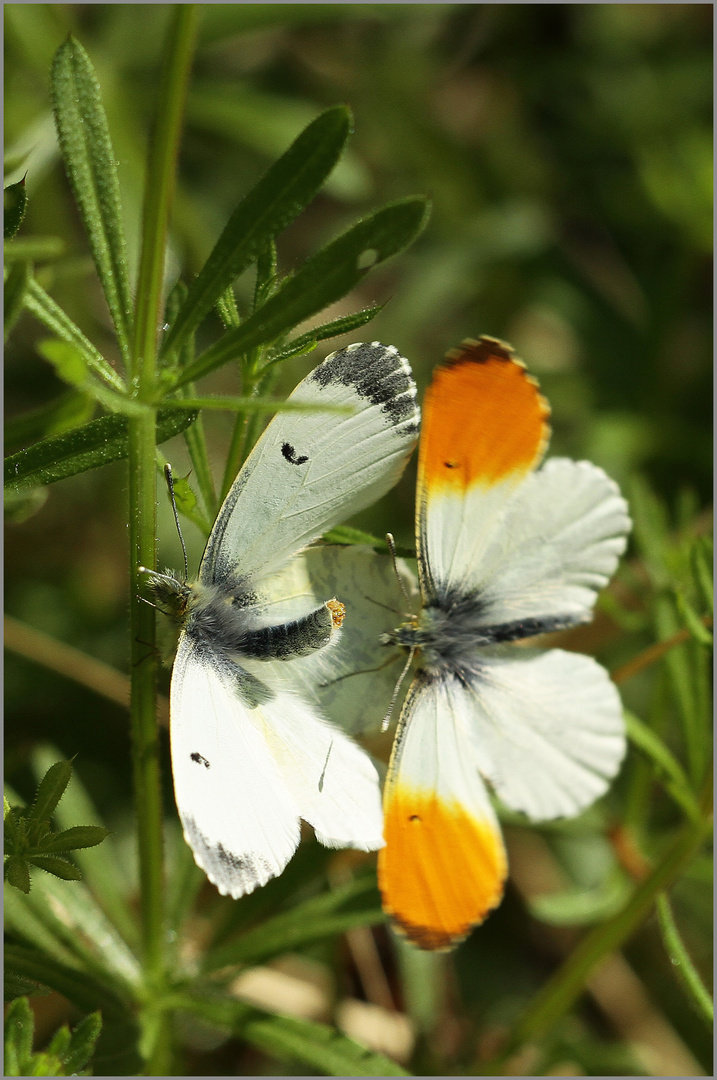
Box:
201 342 419 588
415 338 550 605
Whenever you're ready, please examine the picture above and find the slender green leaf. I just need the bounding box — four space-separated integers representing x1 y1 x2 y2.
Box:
4 259 32 341
40 825 109 852
625 710 701 821
47 1026 72 1059
160 394 352 414
5 406 197 492
4 177 28 239
24 278 125 391
6 868 141 986
4 971 50 1003
183 996 409 1077
691 535 713 613
215 284 241 329
322 525 388 549
209 839 334 947
29 855 82 880
675 589 713 646
35 339 144 416
3 236 66 262
63 1011 103 1074
270 304 384 364
4 885 81 965
253 240 278 310
529 873 633 927
164 280 218 519
4 487 49 525
4 945 142 1077
242 1012 410 1077
4 997 34 1075
5 859 31 894
29 760 73 822
510 781 712 1049
162 106 352 357
30 745 138 950
165 823 206 939
5 391 95 451
204 875 385 971
656 893 713 1024
174 196 431 387
50 37 133 364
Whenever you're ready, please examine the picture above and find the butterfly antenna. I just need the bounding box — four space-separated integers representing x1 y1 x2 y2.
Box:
382 645 415 733
386 533 412 609
164 463 189 583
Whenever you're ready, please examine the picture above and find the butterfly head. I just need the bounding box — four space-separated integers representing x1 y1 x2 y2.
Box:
139 567 193 624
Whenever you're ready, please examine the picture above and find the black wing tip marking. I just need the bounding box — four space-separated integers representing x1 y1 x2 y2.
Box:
310 341 419 428
444 336 517 367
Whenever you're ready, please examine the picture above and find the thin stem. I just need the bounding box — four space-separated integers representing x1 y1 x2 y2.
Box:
514 778 712 1047
126 6 198 1069
132 5 198 385
656 893 713 1025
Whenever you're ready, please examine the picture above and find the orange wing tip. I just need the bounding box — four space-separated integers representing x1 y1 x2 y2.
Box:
419 336 551 492
378 789 508 952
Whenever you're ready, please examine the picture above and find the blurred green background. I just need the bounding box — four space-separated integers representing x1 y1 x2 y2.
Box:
5 4 712 1076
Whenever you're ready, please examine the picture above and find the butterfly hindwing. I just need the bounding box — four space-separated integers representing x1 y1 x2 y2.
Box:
253 544 418 735
378 673 507 951
170 635 301 897
471 457 631 630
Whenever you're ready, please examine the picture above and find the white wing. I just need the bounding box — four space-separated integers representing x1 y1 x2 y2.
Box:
253 544 419 734
200 343 419 587
254 679 384 850
170 635 300 897
378 673 507 950
466 646 626 821
171 634 385 896
469 459 631 630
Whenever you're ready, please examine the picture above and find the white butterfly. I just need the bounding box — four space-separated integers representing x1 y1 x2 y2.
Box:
145 342 420 898
299 337 632 949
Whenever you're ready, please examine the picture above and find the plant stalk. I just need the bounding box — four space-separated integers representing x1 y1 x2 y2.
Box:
127 6 198 1071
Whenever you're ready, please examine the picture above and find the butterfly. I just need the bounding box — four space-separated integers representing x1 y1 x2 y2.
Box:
363 336 630 950
144 342 420 898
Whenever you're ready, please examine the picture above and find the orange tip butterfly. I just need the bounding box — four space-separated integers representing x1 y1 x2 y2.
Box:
143 343 419 898
373 337 631 950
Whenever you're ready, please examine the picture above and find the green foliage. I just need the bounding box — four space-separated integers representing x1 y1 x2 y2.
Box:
5 6 712 1077
4 763 108 894
4 997 102 1076
4 178 28 240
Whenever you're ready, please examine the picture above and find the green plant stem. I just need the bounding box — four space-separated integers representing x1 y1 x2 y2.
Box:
656 893 713 1024
220 352 262 502
127 6 198 1073
132 5 198 385
484 776 713 1070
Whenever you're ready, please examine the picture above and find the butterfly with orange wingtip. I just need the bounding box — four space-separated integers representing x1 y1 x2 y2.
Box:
371 337 632 950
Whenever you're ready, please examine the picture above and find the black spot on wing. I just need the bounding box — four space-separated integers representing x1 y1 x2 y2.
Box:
310 341 418 428
281 442 309 466
190 752 210 768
